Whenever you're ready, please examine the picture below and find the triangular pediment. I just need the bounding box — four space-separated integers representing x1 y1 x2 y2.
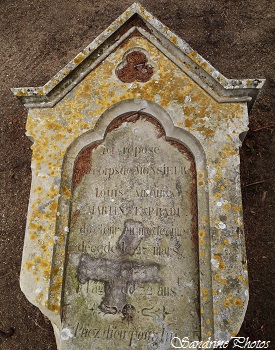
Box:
12 2 264 110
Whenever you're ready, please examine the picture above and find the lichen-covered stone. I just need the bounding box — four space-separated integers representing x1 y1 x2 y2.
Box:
12 3 264 349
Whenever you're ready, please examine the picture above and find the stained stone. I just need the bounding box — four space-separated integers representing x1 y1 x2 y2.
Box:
61 115 199 349
12 3 264 350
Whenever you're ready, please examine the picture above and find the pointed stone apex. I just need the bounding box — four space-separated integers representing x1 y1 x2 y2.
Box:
11 3 264 111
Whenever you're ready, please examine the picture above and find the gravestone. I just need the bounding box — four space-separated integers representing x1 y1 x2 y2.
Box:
12 3 264 349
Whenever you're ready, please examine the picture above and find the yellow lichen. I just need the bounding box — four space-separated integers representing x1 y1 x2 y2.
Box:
201 216 207 226
233 298 243 307
48 304 61 313
170 36 178 45
199 229 206 238
185 119 193 127
26 261 34 269
16 89 28 96
234 205 241 212
224 239 229 246
222 203 231 211
23 35 246 310
61 184 71 199
221 144 238 157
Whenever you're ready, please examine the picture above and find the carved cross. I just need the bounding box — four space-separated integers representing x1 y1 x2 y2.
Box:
77 219 162 314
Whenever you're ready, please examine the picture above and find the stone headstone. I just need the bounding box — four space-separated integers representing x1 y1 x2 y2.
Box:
12 3 264 349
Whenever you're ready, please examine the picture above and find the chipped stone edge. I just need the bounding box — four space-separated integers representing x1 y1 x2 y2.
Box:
11 2 265 111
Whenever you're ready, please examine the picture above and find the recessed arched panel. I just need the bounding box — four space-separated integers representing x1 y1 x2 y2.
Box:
49 99 213 349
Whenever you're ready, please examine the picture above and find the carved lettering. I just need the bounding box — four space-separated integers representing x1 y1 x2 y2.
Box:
95 187 124 197
89 165 187 179
157 286 177 297
101 146 114 155
79 224 186 238
134 206 180 217
73 322 178 347
135 188 175 198
79 224 120 236
62 115 199 349
89 205 128 216
122 146 160 157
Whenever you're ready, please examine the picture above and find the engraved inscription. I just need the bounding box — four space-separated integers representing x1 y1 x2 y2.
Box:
61 114 199 350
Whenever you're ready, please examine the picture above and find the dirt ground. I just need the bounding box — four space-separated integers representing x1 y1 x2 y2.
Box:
0 1 274 349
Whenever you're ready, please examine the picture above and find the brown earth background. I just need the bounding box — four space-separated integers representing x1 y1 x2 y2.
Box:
0 1 274 349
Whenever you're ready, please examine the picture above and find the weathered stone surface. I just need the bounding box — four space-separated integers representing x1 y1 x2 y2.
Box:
61 115 199 349
12 3 265 349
